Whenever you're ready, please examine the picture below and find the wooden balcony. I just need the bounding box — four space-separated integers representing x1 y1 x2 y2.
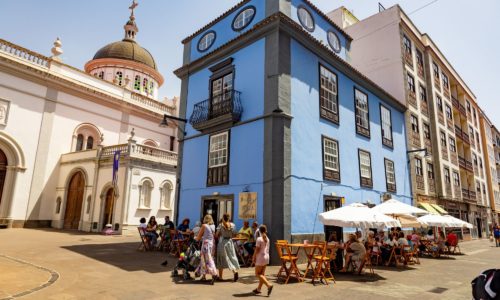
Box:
434 77 441 90
459 104 467 116
447 118 454 131
450 152 458 166
438 112 445 125
411 131 421 148
441 147 448 161
445 183 452 197
451 96 459 109
417 65 424 78
428 179 436 193
443 87 451 99
462 188 476 202
416 175 425 190
408 91 418 109
453 185 461 200
404 51 413 67
421 101 429 117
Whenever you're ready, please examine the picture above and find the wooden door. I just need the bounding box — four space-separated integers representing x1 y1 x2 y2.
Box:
0 149 7 207
64 172 85 229
102 188 114 228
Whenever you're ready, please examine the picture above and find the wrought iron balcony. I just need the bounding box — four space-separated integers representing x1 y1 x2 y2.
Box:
189 90 242 131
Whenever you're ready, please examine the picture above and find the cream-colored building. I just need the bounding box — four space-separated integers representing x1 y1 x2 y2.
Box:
329 5 491 238
489 125 500 224
0 5 179 233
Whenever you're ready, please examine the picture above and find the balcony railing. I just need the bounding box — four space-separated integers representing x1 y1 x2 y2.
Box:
459 104 467 116
189 90 242 131
101 143 177 166
451 96 459 109
462 189 477 202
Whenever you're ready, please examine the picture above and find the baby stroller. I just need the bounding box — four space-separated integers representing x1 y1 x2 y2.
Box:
172 240 201 280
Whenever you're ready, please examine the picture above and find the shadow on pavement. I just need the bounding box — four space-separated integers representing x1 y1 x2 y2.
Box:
371 265 418 272
62 242 176 273
233 292 260 297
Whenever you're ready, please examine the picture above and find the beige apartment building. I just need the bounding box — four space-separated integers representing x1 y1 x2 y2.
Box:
328 5 491 238
489 125 500 224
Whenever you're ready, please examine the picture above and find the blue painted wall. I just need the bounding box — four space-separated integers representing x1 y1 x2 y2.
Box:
290 0 349 61
189 0 265 62
289 39 411 235
178 40 266 229
184 39 265 136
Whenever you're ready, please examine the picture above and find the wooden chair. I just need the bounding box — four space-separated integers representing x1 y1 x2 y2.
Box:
137 227 152 251
275 242 302 284
276 240 288 244
402 245 415 265
311 242 335 285
370 247 382 266
358 249 374 275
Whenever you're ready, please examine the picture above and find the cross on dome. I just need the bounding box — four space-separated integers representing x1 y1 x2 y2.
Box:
124 0 139 41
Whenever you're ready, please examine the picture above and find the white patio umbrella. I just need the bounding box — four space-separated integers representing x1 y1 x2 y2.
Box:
417 214 455 227
318 203 401 229
443 215 474 229
372 199 429 216
398 214 428 228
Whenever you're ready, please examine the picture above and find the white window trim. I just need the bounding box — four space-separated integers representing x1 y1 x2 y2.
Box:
209 132 229 168
323 138 339 172
359 150 372 179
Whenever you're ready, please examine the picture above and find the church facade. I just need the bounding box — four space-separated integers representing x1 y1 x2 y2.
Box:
0 4 178 233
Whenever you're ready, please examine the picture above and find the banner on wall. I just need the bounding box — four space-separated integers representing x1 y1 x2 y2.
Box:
238 192 257 220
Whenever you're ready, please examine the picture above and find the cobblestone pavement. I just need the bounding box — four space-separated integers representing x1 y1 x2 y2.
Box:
0 229 498 300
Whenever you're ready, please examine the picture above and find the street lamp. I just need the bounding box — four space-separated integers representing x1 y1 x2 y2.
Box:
406 148 431 158
159 114 187 127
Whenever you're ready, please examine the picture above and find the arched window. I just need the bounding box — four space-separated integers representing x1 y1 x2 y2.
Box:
134 75 141 91
86 136 94 150
143 78 149 94
160 181 173 209
55 197 62 214
116 71 123 86
139 178 153 208
143 139 158 147
98 71 104 79
76 134 84 151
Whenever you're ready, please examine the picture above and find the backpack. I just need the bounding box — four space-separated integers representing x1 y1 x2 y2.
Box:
472 269 500 300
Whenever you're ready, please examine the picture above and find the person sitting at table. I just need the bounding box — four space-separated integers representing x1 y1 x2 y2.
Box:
163 216 175 230
340 234 366 272
238 221 254 255
426 229 435 241
139 217 147 229
328 231 339 244
355 230 363 243
177 218 190 233
146 216 159 247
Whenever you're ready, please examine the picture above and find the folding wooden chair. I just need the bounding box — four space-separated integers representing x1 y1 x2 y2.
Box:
370 247 382 266
359 249 374 275
137 227 152 251
275 242 302 284
385 246 397 266
311 242 335 285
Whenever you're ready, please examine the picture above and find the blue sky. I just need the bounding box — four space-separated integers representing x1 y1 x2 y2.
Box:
1 0 499 126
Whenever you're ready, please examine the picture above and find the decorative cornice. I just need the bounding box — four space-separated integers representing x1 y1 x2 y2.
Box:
174 12 406 112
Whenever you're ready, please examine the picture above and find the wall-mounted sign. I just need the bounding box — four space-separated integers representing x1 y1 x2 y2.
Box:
238 192 257 220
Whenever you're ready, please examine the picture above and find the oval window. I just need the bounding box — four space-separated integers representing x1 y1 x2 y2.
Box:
198 31 216 52
232 6 256 31
297 6 314 32
328 31 341 53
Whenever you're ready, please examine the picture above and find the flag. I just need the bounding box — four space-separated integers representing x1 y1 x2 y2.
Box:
112 150 121 191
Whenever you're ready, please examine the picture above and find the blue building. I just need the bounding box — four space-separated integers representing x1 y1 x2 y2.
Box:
174 0 412 246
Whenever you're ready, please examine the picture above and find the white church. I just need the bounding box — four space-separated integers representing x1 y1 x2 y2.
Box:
0 2 178 233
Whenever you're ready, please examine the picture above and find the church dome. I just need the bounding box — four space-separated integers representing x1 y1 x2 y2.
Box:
93 39 157 70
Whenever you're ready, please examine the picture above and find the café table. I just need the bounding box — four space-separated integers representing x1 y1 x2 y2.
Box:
287 243 338 280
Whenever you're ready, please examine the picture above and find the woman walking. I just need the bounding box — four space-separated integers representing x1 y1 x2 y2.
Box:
252 225 273 296
216 213 240 282
194 215 218 284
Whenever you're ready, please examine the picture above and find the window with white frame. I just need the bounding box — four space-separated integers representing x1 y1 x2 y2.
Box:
433 62 440 79
442 72 449 89
444 168 451 184
322 137 340 181
354 88 370 137
415 158 423 176
232 6 255 31
115 71 123 86
410 114 419 133
403 35 412 54
427 163 434 179
208 131 229 186
445 104 453 120
134 75 141 91
139 178 153 208
385 159 396 192
380 105 393 147
436 95 443 112
358 149 372 187
160 181 173 209
423 123 431 140
449 137 456 152
407 73 415 94
419 84 427 102
440 131 447 147
453 171 460 186
319 65 339 123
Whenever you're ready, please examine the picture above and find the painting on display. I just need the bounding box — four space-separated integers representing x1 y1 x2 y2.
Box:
238 192 257 220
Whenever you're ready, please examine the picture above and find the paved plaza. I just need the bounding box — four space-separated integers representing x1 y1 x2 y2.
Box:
0 229 498 300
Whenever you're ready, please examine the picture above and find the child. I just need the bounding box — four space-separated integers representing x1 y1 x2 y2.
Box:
252 225 273 296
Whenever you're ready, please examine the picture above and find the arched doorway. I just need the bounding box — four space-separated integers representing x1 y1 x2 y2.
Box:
64 172 85 229
0 149 7 208
102 188 114 228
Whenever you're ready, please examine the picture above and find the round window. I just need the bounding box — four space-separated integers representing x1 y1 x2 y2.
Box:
232 6 256 31
297 6 314 32
198 31 216 52
327 31 341 53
